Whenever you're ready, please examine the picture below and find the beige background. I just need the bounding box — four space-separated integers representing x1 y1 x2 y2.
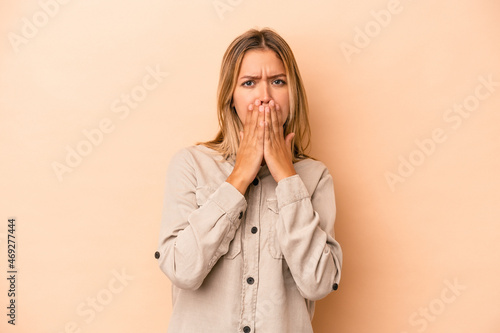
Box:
1 0 499 332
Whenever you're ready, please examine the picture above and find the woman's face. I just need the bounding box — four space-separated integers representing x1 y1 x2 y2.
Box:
232 49 290 126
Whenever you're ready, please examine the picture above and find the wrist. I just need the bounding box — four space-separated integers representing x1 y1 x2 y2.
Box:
226 172 250 195
275 170 296 183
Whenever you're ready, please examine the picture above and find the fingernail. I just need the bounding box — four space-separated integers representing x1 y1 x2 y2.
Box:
259 105 264 112
269 100 275 107
255 99 261 106
248 104 253 111
265 106 270 113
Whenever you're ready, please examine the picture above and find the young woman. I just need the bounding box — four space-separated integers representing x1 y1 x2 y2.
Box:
156 28 342 333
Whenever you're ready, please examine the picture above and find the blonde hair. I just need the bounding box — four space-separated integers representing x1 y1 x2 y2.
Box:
200 28 313 162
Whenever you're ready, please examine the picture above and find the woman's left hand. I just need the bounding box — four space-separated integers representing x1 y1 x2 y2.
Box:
263 100 297 183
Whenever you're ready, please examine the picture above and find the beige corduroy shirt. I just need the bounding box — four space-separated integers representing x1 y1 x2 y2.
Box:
156 145 342 333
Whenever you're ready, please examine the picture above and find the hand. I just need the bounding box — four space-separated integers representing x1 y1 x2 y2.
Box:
263 100 296 183
226 99 265 194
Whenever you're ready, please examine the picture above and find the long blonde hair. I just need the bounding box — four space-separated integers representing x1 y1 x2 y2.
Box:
200 28 313 162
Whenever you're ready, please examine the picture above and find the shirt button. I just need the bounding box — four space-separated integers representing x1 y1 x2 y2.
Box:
238 212 243 219
154 251 160 259
251 226 258 234
332 283 339 291
246 277 254 285
252 178 259 186
243 326 251 333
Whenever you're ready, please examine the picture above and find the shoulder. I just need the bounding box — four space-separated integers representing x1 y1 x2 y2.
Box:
293 158 334 194
169 144 223 165
294 158 330 178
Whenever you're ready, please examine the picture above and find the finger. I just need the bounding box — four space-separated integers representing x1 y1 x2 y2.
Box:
264 104 271 144
267 100 274 142
245 103 259 137
253 100 263 138
270 101 280 139
257 104 265 142
285 132 295 149
275 102 283 129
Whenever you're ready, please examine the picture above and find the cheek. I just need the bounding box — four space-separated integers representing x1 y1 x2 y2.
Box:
277 93 290 125
232 91 249 120
235 108 247 124
280 104 290 126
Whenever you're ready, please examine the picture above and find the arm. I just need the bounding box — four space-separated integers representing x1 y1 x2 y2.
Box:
157 148 247 290
275 169 342 301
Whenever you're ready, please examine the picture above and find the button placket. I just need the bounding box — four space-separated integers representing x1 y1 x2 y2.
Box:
249 177 259 237
239 174 261 331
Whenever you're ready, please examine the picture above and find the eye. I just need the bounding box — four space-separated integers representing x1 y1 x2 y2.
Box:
242 80 255 87
273 79 286 85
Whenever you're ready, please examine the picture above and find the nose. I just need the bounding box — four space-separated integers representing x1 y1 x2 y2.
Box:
258 82 272 105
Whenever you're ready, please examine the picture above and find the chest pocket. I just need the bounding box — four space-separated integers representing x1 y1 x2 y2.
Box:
195 185 241 260
267 198 284 259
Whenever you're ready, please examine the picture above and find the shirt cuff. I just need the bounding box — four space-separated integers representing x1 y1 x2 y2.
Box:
275 174 310 209
209 181 247 222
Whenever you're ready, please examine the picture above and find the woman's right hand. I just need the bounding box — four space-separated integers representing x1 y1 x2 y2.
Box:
226 99 265 195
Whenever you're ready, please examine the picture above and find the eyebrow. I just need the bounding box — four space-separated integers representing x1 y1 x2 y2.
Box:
238 73 286 81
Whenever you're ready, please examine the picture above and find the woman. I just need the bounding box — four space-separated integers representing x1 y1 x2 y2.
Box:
156 28 342 333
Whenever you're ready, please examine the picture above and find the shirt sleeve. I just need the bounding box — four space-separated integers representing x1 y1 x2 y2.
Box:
274 168 342 301
157 148 247 290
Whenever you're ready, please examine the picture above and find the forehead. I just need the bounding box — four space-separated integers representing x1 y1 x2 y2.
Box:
238 49 285 75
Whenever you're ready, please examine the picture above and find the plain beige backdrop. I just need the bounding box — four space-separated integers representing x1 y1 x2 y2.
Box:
1 0 499 332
